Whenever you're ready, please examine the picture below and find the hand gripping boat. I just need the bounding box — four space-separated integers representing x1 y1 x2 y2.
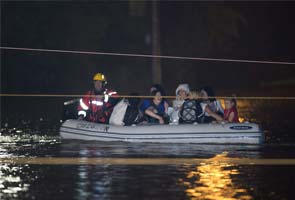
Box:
60 119 264 144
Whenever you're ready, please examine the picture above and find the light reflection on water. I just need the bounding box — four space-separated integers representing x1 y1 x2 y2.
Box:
1 128 295 199
76 164 112 200
0 133 60 199
1 96 295 199
0 163 30 199
181 152 252 200
0 141 27 199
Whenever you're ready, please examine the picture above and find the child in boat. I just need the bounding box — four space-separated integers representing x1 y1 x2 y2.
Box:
188 90 199 100
140 89 169 124
180 90 223 123
224 96 240 123
179 90 203 123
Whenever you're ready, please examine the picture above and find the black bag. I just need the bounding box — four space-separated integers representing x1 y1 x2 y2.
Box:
123 106 140 126
123 95 141 126
180 100 203 123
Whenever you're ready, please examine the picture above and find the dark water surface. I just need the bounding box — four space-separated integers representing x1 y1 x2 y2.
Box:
1 98 295 199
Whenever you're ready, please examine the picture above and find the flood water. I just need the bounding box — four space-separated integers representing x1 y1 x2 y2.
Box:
1 97 295 200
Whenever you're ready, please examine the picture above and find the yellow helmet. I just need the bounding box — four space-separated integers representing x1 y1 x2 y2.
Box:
93 73 106 81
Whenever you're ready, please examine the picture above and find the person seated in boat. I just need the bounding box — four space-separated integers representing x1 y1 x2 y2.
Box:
180 90 223 124
169 83 190 123
77 72 118 124
179 91 203 124
140 84 169 114
200 86 224 123
140 89 169 124
223 95 240 123
150 84 169 112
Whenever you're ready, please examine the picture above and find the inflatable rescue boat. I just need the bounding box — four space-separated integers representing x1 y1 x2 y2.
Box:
60 119 264 144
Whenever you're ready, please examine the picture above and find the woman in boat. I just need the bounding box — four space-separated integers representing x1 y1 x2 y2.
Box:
169 83 190 123
140 84 169 114
140 89 169 124
200 86 224 123
150 84 169 113
224 95 240 123
174 83 190 106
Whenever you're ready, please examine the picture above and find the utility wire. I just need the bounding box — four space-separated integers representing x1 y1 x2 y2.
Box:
1 46 295 65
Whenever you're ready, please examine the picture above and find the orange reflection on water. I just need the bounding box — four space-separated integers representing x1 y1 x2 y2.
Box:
181 152 252 200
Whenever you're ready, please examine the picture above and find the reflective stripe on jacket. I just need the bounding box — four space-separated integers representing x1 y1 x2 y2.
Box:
77 89 118 123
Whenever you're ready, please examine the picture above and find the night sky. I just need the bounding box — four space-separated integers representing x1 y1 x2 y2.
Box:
1 1 295 96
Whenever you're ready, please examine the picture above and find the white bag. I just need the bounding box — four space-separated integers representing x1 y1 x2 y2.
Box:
109 99 128 125
168 107 180 124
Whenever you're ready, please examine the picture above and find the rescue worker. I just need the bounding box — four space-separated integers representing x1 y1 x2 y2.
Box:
77 72 118 123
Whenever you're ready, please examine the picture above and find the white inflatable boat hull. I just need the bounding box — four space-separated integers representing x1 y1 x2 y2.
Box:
60 120 264 144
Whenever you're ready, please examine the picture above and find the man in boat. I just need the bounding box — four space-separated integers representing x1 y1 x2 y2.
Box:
77 72 118 123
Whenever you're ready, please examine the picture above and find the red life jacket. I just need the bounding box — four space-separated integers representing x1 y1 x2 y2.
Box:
224 107 239 123
78 89 118 123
